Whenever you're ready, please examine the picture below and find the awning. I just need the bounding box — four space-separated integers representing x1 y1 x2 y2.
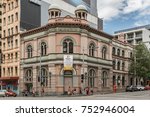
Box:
0 77 19 81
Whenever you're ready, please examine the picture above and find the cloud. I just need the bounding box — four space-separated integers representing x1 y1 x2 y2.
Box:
97 0 125 20
134 19 149 26
123 0 142 14
98 0 150 21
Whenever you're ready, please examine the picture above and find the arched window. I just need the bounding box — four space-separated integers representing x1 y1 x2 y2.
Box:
112 47 116 55
25 69 33 82
102 71 108 87
122 62 125 71
41 42 47 56
27 45 32 58
117 49 120 56
122 50 125 57
38 68 48 87
102 47 107 59
89 43 95 56
63 39 73 53
113 60 116 69
117 61 120 70
88 69 96 88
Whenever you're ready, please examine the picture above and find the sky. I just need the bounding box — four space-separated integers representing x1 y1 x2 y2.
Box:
97 0 150 34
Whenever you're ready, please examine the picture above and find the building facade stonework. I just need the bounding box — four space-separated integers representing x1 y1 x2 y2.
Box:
20 5 113 95
20 5 133 95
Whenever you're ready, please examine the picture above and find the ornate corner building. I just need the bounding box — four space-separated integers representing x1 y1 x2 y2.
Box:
20 4 133 95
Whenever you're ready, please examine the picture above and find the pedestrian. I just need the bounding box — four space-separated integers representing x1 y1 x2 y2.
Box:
68 86 71 95
25 89 28 96
72 88 76 95
90 89 93 95
32 88 35 97
41 88 44 96
79 87 82 94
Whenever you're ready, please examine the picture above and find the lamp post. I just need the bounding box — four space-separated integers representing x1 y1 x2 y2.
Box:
39 49 42 96
26 44 42 95
82 46 99 89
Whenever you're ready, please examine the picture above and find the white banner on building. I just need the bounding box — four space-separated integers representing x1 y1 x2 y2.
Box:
64 55 73 71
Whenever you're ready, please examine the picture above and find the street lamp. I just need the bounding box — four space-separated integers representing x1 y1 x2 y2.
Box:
24 43 42 95
82 46 99 88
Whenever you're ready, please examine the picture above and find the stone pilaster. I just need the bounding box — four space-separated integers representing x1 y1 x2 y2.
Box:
32 66 37 91
48 64 56 94
19 66 24 94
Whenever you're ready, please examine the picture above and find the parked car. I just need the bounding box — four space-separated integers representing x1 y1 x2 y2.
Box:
0 90 6 97
136 85 145 91
126 85 138 92
144 85 150 90
5 90 17 97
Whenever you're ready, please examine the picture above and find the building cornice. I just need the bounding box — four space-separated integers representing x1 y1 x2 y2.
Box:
21 19 113 40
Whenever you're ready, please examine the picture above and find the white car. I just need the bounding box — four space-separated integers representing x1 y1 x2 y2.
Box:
0 90 6 97
136 85 145 91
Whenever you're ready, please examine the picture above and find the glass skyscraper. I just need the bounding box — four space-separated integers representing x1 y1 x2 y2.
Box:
62 0 97 16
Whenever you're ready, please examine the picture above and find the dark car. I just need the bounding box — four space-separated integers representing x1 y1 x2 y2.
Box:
5 90 17 97
126 85 138 92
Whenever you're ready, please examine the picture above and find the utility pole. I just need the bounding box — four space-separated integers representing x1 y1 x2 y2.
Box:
82 47 85 88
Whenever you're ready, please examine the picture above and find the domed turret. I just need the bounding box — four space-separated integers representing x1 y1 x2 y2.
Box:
75 5 88 20
48 4 61 19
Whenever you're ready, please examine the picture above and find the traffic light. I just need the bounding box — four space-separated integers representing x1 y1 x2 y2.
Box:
38 76 40 82
81 74 84 80
81 74 84 83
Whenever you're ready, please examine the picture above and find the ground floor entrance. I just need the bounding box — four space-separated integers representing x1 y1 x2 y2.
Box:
25 83 33 93
63 70 73 93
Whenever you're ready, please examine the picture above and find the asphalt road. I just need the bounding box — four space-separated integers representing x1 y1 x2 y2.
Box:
0 90 150 100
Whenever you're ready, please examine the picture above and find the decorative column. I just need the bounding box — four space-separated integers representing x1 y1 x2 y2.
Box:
97 67 102 92
32 66 37 92
19 66 24 95
48 64 56 95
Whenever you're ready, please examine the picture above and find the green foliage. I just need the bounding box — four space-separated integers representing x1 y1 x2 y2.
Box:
129 43 150 81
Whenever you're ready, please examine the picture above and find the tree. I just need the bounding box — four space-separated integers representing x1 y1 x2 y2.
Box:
129 43 150 85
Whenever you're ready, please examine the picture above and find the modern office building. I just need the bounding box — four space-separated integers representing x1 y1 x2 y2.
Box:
20 4 133 95
0 0 41 93
114 25 150 50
